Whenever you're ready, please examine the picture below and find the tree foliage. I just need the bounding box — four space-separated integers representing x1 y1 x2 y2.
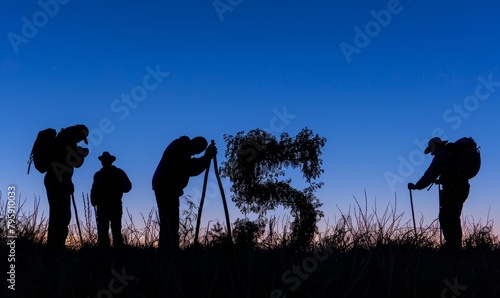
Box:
232 218 265 248
221 128 327 249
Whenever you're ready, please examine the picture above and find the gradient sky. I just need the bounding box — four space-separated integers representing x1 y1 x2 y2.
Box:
1 0 499 237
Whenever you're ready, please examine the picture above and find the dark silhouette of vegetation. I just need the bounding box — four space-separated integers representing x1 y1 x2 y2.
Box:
232 218 265 248
1 192 499 297
221 128 326 250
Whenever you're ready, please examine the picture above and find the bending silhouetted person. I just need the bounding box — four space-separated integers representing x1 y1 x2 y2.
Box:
152 136 217 254
408 137 470 252
45 124 89 251
91 152 132 248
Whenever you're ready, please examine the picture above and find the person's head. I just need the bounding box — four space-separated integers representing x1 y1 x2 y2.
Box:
75 124 89 145
98 151 116 167
424 137 448 156
66 124 89 144
190 137 208 155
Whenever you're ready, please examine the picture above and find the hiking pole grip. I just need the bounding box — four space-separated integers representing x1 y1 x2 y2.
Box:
194 160 211 244
409 189 417 239
27 158 32 174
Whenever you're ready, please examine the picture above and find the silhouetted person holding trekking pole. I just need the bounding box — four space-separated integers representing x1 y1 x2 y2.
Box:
408 137 478 252
91 152 132 248
39 124 89 252
152 136 217 255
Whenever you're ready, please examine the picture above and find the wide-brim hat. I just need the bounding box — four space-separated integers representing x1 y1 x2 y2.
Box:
98 151 116 162
424 137 448 154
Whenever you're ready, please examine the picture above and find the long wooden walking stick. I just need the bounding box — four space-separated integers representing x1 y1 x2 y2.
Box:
212 144 232 240
71 193 84 246
409 189 417 239
194 161 211 244
193 140 232 244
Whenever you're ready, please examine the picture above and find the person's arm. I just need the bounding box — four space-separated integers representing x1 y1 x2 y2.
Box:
414 155 445 189
189 144 217 176
90 172 100 206
72 146 89 168
120 169 132 193
189 156 211 176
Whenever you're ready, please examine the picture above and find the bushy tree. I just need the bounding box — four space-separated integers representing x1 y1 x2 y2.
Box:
221 128 326 249
232 218 265 248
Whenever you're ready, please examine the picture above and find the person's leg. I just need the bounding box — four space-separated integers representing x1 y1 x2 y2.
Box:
96 208 111 248
60 192 71 245
46 185 58 249
166 199 180 253
110 206 124 247
46 186 71 251
439 184 469 250
155 191 179 255
155 191 167 252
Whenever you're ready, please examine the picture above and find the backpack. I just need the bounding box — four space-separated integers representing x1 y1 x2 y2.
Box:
27 128 58 174
448 137 481 179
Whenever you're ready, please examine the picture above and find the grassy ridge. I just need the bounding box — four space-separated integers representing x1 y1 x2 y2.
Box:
1 194 499 297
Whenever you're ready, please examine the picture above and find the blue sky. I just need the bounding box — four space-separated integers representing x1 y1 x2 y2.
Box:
1 0 499 237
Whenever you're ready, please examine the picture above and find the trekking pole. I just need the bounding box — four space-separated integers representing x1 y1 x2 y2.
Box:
211 140 232 241
409 189 417 239
427 180 443 246
194 158 211 244
71 193 84 247
438 183 443 246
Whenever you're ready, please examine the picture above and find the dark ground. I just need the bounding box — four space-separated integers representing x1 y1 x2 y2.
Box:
2 237 500 298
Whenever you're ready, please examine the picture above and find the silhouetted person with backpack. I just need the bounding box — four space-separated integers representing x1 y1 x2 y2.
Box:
44 124 89 251
408 137 470 252
152 136 217 255
91 152 132 248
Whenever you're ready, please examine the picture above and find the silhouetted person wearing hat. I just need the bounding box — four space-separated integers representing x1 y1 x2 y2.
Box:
408 137 470 252
152 136 217 255
45 124 89 251
91 152 132 248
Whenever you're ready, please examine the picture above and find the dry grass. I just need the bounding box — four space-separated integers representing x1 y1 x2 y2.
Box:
1 192 499 297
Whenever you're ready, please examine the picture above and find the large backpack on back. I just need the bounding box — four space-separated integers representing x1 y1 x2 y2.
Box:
27 128 58 174
448 137 481 179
